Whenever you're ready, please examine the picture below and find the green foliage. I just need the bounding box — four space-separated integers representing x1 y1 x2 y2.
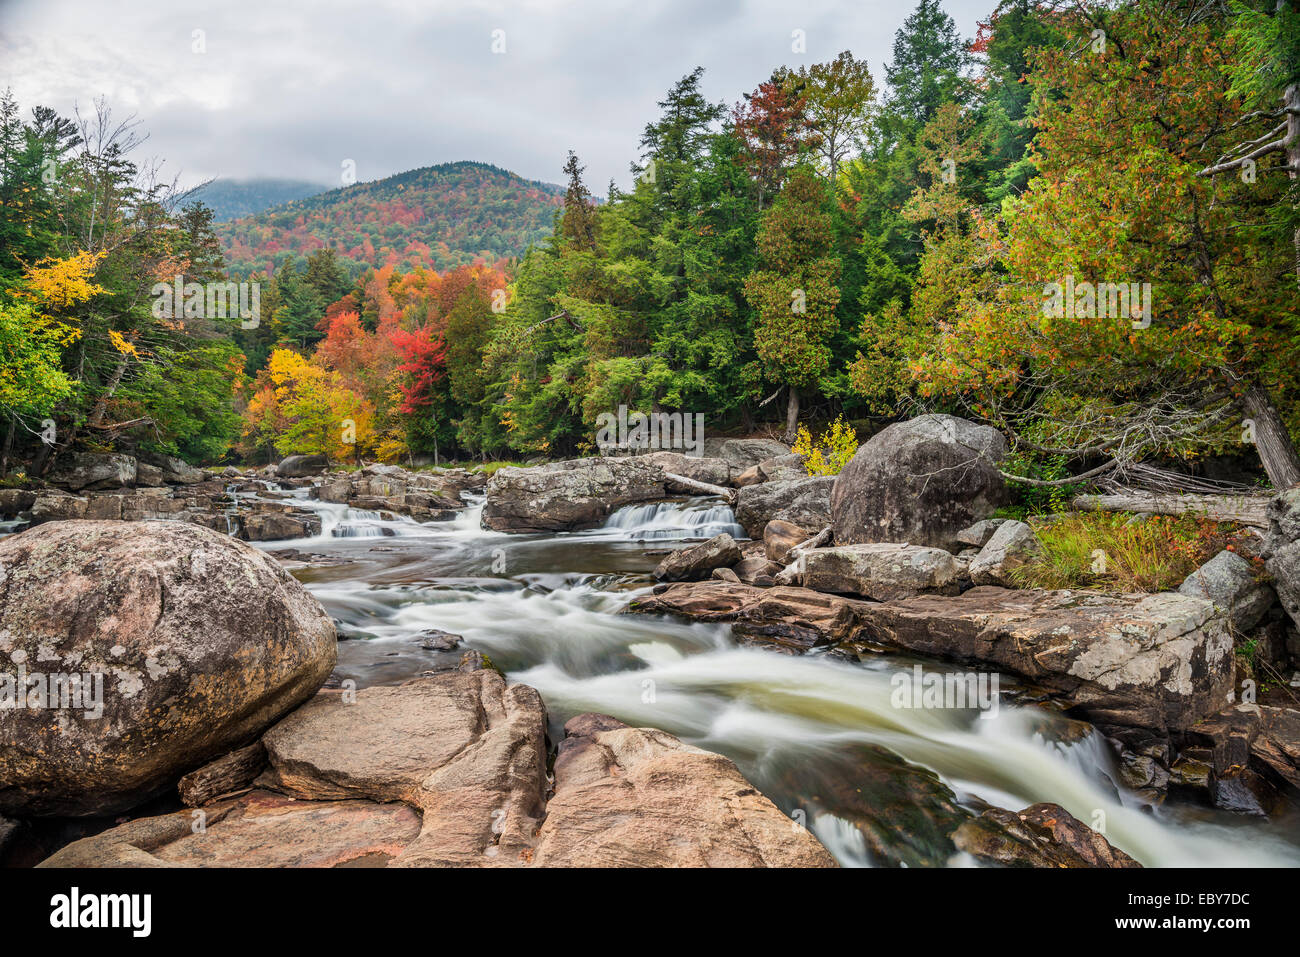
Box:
217 161 565 276
792 415 859 475
1009 512 1251 593
998 451 1081 517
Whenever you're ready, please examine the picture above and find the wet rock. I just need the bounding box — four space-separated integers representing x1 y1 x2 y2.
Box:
415 629 463 651
41 674 833 867
0 520 336 817
830 414 1007 549
483 457 665 533
653 533 743 582
953 803 1141 868
857 586 1233 732
735 475 833 539
764 519 811 564
532 714 835 867
1181 703 1300 814
46 452 138 491
969 520 1042 586
801 543 961 601
1178 549 1274 633
276 454 330 478
628 581 872 652
774 742 972 867
241 510 322 541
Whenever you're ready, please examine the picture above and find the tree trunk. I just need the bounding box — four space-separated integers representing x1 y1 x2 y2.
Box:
1 416 12 478
784 386 799 445
1073 491 1270 527
1287 78 1300 284
1244 384 1300 489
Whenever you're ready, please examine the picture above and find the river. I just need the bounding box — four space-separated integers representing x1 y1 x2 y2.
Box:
250 485 1300 868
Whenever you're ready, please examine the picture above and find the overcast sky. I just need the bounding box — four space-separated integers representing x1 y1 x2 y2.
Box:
0 0 991 193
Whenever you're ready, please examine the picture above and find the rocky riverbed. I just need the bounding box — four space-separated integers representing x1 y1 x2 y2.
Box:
3 416 1300 867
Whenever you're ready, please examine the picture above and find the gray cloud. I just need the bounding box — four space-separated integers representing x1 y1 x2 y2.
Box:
0 0 992 192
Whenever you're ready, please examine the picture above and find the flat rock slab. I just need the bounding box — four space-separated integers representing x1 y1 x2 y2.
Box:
40 791 421 867
483 458 665 532
626 581 1234 731
627 581 873 651
42 672 833 868
857 587 1233 732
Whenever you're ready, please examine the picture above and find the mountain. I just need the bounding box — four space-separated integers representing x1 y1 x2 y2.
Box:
187 178 329 222
214 161 566 276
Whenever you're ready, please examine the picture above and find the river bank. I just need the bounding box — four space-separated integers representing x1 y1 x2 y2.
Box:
3 418 1300 867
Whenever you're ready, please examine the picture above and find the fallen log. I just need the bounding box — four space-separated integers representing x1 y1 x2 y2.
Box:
178 742 268 807
663 472 736 505
789 524 833 557
1072 491 1270 528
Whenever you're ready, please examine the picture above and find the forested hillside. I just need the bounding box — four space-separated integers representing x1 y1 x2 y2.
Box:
0 0 1297 488
215 161 565 277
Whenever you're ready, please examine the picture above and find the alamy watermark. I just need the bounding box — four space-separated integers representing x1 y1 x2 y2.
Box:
890 665 999 719
1042 275 1152 329
1 652 104 719
595 405 705 457
152 275 260 328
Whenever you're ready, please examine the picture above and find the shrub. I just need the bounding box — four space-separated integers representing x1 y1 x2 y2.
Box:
793 415 859 476
1009 511 1255 593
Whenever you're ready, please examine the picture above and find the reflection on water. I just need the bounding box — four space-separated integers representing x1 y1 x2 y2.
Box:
263 491 1300 867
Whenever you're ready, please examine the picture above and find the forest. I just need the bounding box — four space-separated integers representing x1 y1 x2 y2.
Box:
1 0 1298 493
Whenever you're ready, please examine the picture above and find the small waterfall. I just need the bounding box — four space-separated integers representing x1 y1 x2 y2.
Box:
604 498 746 540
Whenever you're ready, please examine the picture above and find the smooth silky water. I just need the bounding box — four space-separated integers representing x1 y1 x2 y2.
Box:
259 488 1300 867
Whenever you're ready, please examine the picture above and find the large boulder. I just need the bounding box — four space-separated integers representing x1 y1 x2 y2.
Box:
1263 488 1300 631
0 520 337 816
482 458 665 533
40 673 834 868
46 452 137 491
735 475 834 539
857 587 1234 731
800 543 961 600
830 414 1008 548
653 533 743 582
1178 550 1274 634
276 454 330 478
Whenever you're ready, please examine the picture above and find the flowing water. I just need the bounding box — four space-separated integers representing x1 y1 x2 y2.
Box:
257 488 1300 868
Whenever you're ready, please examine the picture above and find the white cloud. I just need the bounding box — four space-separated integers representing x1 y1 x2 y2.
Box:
0 0 992 191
